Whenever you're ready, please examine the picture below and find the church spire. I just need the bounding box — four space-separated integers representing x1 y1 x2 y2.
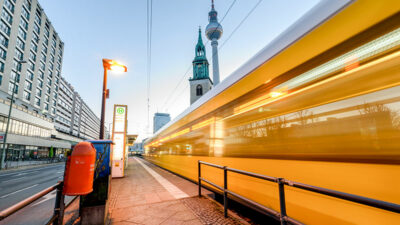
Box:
191 28 210 81
197 26 203 44
195 27 206 59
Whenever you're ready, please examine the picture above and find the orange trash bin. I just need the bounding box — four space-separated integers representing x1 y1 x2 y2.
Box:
63 142 96 196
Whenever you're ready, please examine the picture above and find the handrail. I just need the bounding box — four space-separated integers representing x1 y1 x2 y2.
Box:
0 182 69 225
0 183 59 220
198 160 400 225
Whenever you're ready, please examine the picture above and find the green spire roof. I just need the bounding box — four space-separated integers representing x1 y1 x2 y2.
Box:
194 27 207 62
191 27 210 81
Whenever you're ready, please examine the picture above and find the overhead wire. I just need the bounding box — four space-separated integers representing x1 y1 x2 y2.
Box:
167 0 262 111
146 0 153 135
162 0 237 112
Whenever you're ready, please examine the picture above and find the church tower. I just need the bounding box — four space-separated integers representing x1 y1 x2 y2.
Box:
190 28 212 105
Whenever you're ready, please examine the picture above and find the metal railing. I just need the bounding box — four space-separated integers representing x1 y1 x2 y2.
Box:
198 161 400 225
0 182 70 225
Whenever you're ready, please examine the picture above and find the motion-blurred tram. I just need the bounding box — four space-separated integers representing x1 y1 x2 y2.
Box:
144 0 400 224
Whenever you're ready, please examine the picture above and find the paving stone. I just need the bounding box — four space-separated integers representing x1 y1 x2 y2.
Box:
108 158 249 225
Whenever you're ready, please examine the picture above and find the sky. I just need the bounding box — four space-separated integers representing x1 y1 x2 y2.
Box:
39 0 320 141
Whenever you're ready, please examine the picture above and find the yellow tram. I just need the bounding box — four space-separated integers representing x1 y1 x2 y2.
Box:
145 1 400 224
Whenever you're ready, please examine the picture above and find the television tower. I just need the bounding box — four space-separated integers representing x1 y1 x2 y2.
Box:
205 0 223 86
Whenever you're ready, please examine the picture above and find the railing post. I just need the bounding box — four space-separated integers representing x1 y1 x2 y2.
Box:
223 166 228 218
198 161 201 197
52 182 65 225
278 178 287 225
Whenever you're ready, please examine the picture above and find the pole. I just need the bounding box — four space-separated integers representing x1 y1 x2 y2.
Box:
99 66 108 140
278 178 287 225
0 64 20 169
223 166 228 218
198 161 201 197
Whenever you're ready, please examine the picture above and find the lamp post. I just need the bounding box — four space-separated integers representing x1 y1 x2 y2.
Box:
0 60 27 169
99 59 127 139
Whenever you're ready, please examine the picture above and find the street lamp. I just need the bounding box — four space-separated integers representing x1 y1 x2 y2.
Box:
99 59 127 139
0 60 27 169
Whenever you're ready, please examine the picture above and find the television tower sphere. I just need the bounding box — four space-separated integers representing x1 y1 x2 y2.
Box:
205 2 223 41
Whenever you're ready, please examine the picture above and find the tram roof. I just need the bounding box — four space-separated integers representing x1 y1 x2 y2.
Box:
149 0 400 142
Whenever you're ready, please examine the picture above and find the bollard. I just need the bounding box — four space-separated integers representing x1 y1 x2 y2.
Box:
198 161 201 197
223 166 228 218
278 178 287 225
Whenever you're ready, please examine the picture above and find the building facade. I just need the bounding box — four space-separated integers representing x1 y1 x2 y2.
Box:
55 76 101 140
189 28 212 105
153 113 170 133
0 0 64 119
0 0 102 167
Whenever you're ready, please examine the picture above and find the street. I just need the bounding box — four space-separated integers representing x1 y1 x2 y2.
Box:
0 163 74 225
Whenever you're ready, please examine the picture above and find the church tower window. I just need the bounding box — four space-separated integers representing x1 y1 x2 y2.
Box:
196 85 203 96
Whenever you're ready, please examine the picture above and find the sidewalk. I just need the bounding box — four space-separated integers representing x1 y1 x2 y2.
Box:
108 157 249 225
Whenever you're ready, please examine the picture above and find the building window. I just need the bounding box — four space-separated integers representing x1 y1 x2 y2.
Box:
36 88 41 97
27 70 34 80
33 23 40 34
45 94 49 102
42 44 47 54
15 48 23 60
4 0 14 13
0 33 8 48
13 60 21 72
196 85 203 96
38 79 43 88
23 90 30 101
8 82 18 94
46 87 50 94
10 71 19 83
40 52 46 62
0 61 4 72
1 9 13 24
23 0 31 11
43 36 48 46
44 103 49 110
31 41 37 52
21 7 30 20
16 37 24 50
35 12 41 25
28 60 34 71
29 51 36 61
40 61 45 71
20 18 28 30
32 32 39 43
18 26 26 40
0 20 11 35
38 70 44 79
44 27 49 37
25 80 32 91
34 97 40 107
0 47 6 60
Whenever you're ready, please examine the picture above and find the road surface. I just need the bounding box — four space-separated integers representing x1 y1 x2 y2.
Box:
0 163 75 225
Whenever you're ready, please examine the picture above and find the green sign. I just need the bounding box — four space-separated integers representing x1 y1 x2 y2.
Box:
117 107 125 114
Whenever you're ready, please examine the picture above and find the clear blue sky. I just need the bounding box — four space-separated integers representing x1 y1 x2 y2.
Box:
39 0 319 141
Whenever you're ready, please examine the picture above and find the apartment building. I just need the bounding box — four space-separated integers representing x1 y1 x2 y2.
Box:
55 76 101 140
0 0 70 164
